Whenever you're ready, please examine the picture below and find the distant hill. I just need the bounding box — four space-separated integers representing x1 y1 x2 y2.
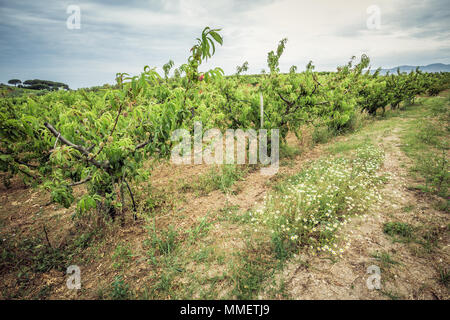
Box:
374 63 450 75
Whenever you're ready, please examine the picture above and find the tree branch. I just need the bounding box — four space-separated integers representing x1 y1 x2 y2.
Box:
17 167 39 180
135 140 150 151
44 122 110 170
69 175 92 187
43 225 53 250
0 150 38 168
278 92 293 107
124 179 137 220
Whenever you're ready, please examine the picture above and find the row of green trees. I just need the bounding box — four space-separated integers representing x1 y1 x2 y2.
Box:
6 79 69 91
1 27 449 224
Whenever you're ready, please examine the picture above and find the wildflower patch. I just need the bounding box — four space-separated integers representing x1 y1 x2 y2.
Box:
251 145 385 257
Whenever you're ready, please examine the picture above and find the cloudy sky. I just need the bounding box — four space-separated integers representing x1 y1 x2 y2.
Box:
1 0 449 88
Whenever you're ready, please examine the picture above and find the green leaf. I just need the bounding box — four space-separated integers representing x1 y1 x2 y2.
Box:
209 30 223 45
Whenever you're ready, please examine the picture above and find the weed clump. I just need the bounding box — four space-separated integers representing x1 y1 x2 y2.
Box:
383 222 414 240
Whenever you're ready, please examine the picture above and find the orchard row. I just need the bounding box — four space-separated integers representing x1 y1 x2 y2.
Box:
1 27 448 222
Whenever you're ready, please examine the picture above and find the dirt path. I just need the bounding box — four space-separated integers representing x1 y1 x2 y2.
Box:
275 127 449 300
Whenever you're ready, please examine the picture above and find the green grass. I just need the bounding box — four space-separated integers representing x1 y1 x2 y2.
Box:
182 164 249 195
438 267 449 288
372 251 400 270
280 144 302 159
108 275 132 300
402 205 415 212
280 144 302 167
230 244 278 299
383 222 414 242
186 216 212 244
111 243 133 270
380 289 402 300
383 220 446 254
0 228 99 275
326 137 370 155
0 225 104 299
191 246 214 262
216 203 241 221
416 226 441 254
144 224 179 257
312 125 335 144
399 95 449 206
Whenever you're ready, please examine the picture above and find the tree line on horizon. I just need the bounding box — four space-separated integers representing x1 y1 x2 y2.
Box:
5 79 69 91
